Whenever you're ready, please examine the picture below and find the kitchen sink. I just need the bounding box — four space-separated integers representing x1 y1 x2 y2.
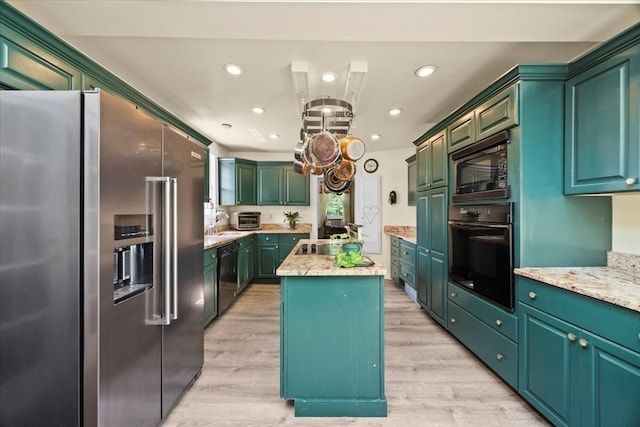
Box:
215 231 246 236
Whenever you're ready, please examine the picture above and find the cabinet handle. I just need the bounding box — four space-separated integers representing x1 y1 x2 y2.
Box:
450 292 457 298
403 251 408 255
567 333 577 342
579 338 589 348
496 354 504 361
626 177 637 185
528 291 537 300
495 319 502 327
403 273 408 277
450 318 456 324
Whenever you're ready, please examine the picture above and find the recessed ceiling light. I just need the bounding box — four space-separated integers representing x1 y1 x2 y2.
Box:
224 63 243 75
252 106 265 114
321 72 337 82
371 134 381 140
389 108 402 116
415 65 436 78
221 123 232 129
269 134 280 139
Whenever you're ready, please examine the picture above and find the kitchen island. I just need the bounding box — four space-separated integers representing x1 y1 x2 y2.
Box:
277 239 388 417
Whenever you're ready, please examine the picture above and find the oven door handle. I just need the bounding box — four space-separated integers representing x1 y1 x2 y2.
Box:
448 221 510 230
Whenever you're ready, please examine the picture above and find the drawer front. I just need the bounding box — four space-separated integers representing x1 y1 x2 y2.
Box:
399 241 416 266
279 233 308 244
204 248 217 267
238 236 252 249
391 263 399 285
391 245 400 258
399 263 416 288
257 234 278 245
449 281 517 341
391 236 401 248
518 277 640 353
448 301 518 389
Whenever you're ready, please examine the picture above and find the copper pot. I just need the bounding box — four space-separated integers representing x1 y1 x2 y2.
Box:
339 136 365 161
333 159 356 181
307 131 341 167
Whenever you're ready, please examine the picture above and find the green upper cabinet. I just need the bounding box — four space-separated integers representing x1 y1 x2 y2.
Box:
475 84 519 141
219 158 257 206
447 111 475 153
564 42 640 194
0 28 81 90
406 155 417 206
416 130 447 192
257 162 309 206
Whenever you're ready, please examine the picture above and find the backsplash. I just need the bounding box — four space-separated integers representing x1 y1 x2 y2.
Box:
608 251 640 275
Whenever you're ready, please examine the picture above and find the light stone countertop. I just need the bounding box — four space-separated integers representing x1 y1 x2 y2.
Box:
277 239 387 277
204 224 312 249
383 225 417 244
514 264 640 314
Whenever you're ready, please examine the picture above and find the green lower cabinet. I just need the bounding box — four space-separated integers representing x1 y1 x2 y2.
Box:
256 244 279 279
416 247 428 307
280 275 386 417
203 248 218 326
447 281 518 389
518 277 640 426
427 255 447 326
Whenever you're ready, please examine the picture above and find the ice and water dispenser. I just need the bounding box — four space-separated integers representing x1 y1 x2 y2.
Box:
113 214 154 303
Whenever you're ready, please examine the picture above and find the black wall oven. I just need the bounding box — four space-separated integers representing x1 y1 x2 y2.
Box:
452 130 509 203
448 203 514 311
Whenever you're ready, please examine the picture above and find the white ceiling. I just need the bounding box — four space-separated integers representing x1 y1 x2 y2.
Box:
8 1 640 153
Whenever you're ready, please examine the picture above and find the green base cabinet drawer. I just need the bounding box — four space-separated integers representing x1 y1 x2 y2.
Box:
398 263 416 289
448 301 518 389
448 282 517 341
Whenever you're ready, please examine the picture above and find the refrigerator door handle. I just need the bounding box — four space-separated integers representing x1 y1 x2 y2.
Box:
145 176 172 325
170 178 178 320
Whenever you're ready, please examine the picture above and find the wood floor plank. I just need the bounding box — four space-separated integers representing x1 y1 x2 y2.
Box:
164 281 549 426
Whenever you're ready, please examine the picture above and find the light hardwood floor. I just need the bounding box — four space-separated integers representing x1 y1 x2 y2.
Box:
164 280 549 427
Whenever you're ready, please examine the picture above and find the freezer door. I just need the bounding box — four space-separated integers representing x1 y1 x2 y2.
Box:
0 91 82 427
98 91 163 427
161 126 205 417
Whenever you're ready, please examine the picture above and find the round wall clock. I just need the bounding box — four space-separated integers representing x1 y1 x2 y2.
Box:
364 158 378 173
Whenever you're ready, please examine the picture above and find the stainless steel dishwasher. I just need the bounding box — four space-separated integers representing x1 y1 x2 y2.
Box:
218 241 239 315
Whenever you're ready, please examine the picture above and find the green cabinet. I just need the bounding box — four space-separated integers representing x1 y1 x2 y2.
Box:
447 282 519 388
257 162 309 206
219 158 257 206
406 155 417 206
447 85 518 153
0 28 81 90
256 234 279 280
398 240 416 290
203 248 218 326
416 188 447 326
278 233 307 265
237 236 254 293
518 277 640 426
564 43 640 194
416 131 447 192
390 236 400 285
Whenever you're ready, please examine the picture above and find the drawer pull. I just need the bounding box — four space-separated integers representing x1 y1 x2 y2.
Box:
567 333 577 342
579 338 589 348
450 318 456 324
528 291 537 300
403 251 408 255
403 273 408 277
626 177 637 185
495 319 502 327
496 353 504 361
450 292 457 298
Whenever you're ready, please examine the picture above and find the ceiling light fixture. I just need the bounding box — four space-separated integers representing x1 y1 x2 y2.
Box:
321 107 333 114
322 72 337 83
221 123 232 129
224 63 243 75
415 65 436 78
389 108 402 116
269 134 280 139
371 134 381 140
252 106 265 114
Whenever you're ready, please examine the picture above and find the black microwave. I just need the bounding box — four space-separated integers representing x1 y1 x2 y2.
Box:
452 130 510 203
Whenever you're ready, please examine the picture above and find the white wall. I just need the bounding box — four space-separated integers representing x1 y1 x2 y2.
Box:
612 194 640 255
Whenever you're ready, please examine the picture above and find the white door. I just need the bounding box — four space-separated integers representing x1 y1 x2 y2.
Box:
354 174 381 253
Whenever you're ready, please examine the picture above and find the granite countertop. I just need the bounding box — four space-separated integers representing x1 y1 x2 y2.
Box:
514 252 640 313
204 224 312 249
383 225 417 244
277 239 387 277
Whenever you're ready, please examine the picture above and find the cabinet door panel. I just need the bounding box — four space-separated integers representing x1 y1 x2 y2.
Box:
258 166 282 205
416 247 428 308
428 190 446 255
427 255 447 326
429 132 447 188
519 303 578 427
283 166 310 205
257 245 278 278
448 111 475 153
237 163 257 205
416 193 428 249
416 141 429 192
583 331 640 427
476 85 518 140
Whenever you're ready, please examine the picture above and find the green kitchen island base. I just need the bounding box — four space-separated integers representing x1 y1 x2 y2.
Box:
278 259 387 418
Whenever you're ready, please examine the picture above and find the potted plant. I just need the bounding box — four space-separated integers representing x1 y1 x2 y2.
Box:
283 211 301 229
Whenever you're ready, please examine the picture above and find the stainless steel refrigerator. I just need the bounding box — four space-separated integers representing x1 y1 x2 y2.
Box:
0 90 205 426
